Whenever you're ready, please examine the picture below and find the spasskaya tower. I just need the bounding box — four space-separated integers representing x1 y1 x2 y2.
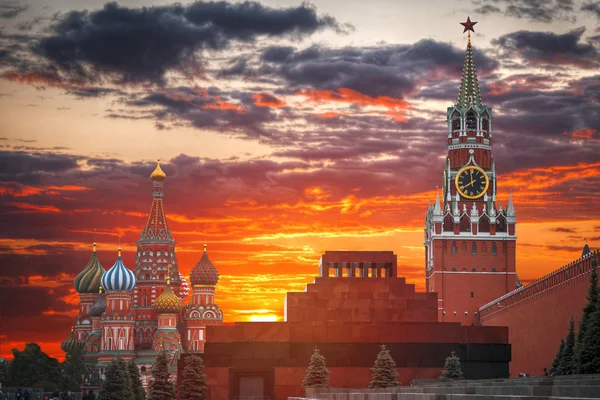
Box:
424 18 517 326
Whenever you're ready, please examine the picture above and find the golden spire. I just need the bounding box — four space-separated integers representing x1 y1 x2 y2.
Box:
70 326 74 333
118 246 122 257
99 285 103 294
151 159 167 182
204 243 207 252
167 265 171 285
93 241 97 253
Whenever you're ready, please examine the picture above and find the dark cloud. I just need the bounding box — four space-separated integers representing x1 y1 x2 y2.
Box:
0 1 28 19
492 27 599 68
33 1 346 85
0 150 81 184
550 227 577 233
470 0 576 22
582 1 600 18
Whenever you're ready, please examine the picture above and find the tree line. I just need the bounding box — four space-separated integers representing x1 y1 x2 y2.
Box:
550 256 600 375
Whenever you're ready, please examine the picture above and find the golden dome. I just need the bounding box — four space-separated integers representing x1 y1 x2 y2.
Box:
151 160 166 182
154 284 182 314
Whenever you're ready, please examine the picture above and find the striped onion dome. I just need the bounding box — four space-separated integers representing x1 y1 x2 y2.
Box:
89 287 107 317
101 248 136 292
190 244 219 286
74 243 105 293
61 327 85 353
154 280 183 314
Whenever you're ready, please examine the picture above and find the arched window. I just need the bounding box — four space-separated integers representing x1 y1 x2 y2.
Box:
491 242 497 255
460 215 470 232
452 268 457 272
444 214 454 232
142 295 148 307
472 268 476 272
472 243 477 254
452 242 457 254
492 268 497 272
466 112 477 130
497 216 507 233
461 242 467 253
479 215 490 232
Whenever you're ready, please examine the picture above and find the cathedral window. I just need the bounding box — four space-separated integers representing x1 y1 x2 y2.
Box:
452 268 457 272
471 292 474 298
496 216 507 233
452 242 457 254
466 112 477 130
471 243 477 254
444 214 454 232
460 215 470 232
492 268 497 272
479 216 490 232
142 295 148 307
472 268 476 272
491 242 497 255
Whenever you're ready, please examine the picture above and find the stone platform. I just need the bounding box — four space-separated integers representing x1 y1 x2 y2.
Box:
300 374 600 400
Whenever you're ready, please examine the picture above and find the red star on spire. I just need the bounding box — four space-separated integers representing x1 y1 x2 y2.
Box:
460 16 477 33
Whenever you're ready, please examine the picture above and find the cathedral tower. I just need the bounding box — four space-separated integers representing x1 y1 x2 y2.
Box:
133 161 183 347
424 18 517 326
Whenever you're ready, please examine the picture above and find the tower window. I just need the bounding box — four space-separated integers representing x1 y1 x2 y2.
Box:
472 268 476 272
452 268 457 272
492 243 497 255
466 112 476 130
492 268 497 272
472 243 477 254
452 242 457 254
471 292 474 298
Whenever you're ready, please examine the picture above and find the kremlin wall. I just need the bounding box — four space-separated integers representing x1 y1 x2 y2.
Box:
61 20 600 400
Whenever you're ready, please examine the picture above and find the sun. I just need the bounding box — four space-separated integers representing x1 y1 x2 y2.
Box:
249 315 278 322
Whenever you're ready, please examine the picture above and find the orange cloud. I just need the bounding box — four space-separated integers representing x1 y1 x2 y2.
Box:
567 128 599 140
297 88 410 123
10 202 61 213
203 96 246 113
252 93 286 108
315 111 343 118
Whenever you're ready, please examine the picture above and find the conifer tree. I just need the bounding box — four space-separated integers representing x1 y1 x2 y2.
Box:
369 345 399 388
60 345 86 391
440 351 464 380
580 288 600 374
98 357 134 400
180 355 209 400
575 256 599 373
550 339 565 376
301 347 330 389
148 350 176 400
558 317 576 375
127 359 146 400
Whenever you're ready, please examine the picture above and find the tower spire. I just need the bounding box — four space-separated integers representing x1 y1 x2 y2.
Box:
457 17 482 108
433 187 442 215
139 160 173 243
507 190 516 217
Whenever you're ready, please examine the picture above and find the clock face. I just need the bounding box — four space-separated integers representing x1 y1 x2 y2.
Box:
455 166 489 199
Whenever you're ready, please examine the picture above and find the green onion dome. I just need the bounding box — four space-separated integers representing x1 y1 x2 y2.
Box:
74 243 105 294
61 327 85 353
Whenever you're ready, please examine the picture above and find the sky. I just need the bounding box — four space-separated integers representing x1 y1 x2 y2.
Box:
0 0 599 361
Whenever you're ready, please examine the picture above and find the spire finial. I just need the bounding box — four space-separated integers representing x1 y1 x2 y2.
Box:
118 236 122 257
99 284 103 294
93 228 97 252
204 243 207 252
457 17 482 108
70 326 74 333
167 264 171 285
93 241 96 253
151 159 167 182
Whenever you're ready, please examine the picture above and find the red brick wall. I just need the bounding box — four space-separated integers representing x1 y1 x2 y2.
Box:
480 252 598 376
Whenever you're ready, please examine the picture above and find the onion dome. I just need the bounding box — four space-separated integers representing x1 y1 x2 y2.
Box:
190 244 219 286
74 242 105 293
101 247 136 292
151 160 166 182
61 327 85 353
89 286 107 317
154 271 183 314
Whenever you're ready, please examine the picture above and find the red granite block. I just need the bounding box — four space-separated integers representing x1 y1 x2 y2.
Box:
274 367 306 386
352 307 372 323
275 385 303 400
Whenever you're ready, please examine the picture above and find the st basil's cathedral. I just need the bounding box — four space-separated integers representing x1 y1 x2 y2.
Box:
60 162 223 386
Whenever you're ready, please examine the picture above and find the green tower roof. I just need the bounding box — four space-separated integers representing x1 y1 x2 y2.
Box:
456 35 482 108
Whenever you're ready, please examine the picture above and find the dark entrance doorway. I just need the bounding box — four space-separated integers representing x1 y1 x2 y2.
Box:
230 369 273 400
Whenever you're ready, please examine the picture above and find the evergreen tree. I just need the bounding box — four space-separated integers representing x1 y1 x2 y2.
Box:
148 350 176 400
550 339 565 376
575 256 599 373
557 317 576 375
368 345 399 388
127 359 146 400
180 355 209 400
301 347 330 389
580 291 600 374
60 345 86 391
8 343 61 390
440 351 464 381
98 358 134 400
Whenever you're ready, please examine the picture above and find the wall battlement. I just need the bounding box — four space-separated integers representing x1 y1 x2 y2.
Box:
479 250 598 318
